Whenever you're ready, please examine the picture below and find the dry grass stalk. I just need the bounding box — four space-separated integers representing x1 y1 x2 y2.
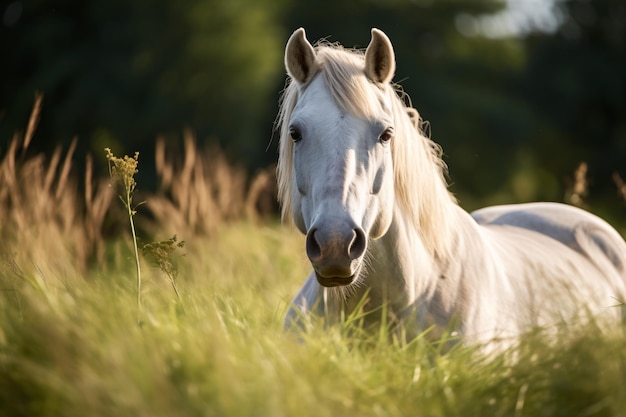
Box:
0 98 114 278
246 164 278 221
613 172 626 204
84 153 115 262
22 92 43 152
146 130 251 238
567 161 588 207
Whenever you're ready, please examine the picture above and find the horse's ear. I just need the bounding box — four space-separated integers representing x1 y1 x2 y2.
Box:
364 28 396 84
285 28 317 85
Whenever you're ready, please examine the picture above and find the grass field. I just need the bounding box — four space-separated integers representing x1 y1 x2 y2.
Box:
1 102 626 416
1 221 626 417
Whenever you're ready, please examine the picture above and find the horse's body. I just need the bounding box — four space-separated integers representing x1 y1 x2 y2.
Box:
278 28 626 344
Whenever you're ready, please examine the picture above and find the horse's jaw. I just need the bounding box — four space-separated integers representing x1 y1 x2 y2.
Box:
314 262 363 287
315 274 355 287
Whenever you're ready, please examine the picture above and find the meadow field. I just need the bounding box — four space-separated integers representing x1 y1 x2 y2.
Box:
1 105 626 417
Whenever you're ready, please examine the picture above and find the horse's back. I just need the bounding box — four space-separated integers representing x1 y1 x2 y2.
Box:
472 202 619 237
471 202 626 328
472 202 626 271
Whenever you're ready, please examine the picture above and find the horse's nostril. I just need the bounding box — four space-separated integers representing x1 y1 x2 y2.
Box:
306 225 367 271
349 227 367 260
305 228 321 261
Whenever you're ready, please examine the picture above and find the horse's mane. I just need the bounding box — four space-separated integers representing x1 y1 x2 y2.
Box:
276 43 457 257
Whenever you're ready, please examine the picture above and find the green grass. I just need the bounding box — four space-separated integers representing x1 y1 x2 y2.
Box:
1 222 625 417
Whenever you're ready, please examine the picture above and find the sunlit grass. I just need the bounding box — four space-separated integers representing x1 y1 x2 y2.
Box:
1 222 625 417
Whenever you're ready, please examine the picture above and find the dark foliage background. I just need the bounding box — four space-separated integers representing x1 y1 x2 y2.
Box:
2 0 625 221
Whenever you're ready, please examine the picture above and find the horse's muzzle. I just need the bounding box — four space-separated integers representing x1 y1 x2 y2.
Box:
305 224 366 287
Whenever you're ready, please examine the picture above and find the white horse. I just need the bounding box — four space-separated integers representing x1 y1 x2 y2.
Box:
277 28 626 344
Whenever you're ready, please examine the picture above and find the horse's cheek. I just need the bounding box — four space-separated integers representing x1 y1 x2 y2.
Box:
369 166 394 239
294 212 307 234
291 190 308 234
367 192 393 239
293 150 308 196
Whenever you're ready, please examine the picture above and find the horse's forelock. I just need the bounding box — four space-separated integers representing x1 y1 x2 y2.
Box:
276 77 298 224
316 47 385 121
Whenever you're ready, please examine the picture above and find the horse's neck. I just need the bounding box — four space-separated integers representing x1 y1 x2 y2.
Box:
359 205 447 314
362 203 497 332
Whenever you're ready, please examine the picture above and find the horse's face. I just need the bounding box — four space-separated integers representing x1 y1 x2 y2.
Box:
289 76 395 287
284 28 397 287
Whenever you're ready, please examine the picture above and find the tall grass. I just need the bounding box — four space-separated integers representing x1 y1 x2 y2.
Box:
145 130 276 239
1 99 625 416
1 222 625 417
0 94 114 278
0 99 277 275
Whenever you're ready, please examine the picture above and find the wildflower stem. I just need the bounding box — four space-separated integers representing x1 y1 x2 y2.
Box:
104 148 143 321
127 187 142 311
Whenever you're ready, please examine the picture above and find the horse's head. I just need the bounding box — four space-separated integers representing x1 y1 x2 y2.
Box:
281 28 399 287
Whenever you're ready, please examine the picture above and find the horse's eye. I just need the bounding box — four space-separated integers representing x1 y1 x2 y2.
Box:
289 126 302 142
379 128 393 144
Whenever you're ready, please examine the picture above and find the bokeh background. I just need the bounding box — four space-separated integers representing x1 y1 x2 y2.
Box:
2 0 625 222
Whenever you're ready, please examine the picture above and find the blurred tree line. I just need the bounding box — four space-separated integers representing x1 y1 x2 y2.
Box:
1 0 625 220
